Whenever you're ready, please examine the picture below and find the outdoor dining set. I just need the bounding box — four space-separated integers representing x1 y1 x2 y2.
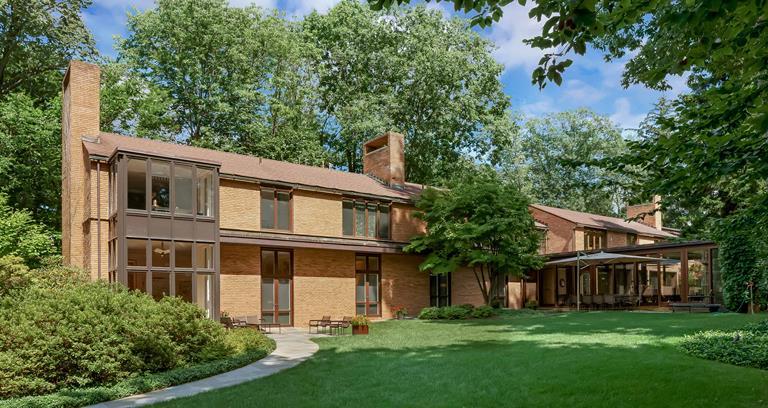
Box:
560 294 643 310
308 316 353 335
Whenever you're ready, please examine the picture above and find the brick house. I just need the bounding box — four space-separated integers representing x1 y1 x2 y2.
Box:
61 61 721 323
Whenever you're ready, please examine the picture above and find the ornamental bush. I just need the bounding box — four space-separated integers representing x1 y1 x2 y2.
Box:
0 265 270 400
417 305 496 320
679 320 768 370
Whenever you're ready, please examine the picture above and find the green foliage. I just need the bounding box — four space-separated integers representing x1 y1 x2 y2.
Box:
0 93 62 229
716 214 767 312
115 0 326 165
303 0 514 184
0 0 97 101
0 330 274 408
351 315 370 326
680 320 768 370
0 256 30 297
407 168 544 305
502 109 631 217
417 305 495 320
0 195 58 268
0 267 274 400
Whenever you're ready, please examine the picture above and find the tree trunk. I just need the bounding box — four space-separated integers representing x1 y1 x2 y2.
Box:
473 264 490 305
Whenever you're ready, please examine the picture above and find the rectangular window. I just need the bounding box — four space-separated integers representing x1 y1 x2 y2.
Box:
597 265 610 294
197 168 214 217
195 273 213 318
174 165 194 215
151 161 171 213
688 250 709 300
261 249 292 325
151 272 170 300
627 233 638 246
175 241 193 268
430 274 451 307
151 240 171 268
343 201 354 236
261 189 291 230
127 158 147 210
127 239 147 267
175 272 193 302
127 271 146 292
196 243 214 270
584 229 606 250
355 254 381 316
343 200 390 239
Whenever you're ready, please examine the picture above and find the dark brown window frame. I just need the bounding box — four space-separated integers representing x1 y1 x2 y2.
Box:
627 233 638 246
342 199 390 240
260 187 293 232
430 273 451 307
583 228 607 250
355 254 381 317
260 248 294 326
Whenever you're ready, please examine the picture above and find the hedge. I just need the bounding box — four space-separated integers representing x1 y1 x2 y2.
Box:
417 304 496 320
0 330 275 408
679 319 768 370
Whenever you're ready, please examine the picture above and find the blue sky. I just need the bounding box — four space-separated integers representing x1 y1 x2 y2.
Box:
86 0 686 130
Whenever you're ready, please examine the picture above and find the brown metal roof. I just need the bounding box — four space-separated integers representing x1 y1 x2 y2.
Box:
83 132 422 201
531 203 676 238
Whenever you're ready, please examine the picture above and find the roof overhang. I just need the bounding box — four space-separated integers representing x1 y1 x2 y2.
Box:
220 229 408 254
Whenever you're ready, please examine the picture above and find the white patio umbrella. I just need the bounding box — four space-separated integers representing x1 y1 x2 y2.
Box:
545 251 681 310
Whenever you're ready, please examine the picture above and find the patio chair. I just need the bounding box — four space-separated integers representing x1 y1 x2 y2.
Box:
593 294 604 310
581 295 592 310
242 315 264 332
259 317 281 334
568 295 579 308
220 316 235 329
335 316 353 335
309 315 332 334
603 294 616 310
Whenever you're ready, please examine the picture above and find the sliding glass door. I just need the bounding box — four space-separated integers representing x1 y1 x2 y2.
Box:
261 249 292 325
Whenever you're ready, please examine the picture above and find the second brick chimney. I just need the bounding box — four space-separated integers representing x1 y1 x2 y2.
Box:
626 195 663 230
363 131 405 188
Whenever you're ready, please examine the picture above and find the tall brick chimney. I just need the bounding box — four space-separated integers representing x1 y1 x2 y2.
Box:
61 61 100 268
626 195 663 230
363 131 405 188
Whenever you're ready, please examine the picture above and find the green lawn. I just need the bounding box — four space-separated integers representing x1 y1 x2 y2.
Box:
159 312 768 407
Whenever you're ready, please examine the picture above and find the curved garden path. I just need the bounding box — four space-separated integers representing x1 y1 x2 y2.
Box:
89 328 320 407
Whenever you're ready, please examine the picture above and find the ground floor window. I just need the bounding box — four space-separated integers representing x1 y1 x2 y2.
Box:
355 254 380 316
430 273 451 307
261 249 292 325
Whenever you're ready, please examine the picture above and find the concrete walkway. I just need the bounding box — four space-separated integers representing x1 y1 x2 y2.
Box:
90 328 320 407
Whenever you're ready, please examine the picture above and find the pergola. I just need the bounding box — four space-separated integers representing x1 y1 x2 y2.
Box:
545 251 680 310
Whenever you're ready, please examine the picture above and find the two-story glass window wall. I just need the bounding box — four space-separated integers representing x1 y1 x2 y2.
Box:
114 154 219 319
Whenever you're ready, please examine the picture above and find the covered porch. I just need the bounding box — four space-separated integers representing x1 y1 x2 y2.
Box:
525 241 720 309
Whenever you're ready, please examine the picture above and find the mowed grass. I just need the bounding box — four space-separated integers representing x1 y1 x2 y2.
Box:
158 312 768 407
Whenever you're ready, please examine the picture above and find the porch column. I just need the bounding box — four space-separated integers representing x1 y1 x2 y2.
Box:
681 249 689 303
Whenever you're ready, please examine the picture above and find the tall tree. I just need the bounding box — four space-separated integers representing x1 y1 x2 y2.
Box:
0 194 58 269
406 168 544 305
0 92 61 229
0 0 97 101
303 1 514 184
502 109 630 217
114 0 327 165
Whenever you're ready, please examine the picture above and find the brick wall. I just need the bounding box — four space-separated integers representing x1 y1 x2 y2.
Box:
62 61 100 270
391 203 425 242
220 243 261 317
87 162 110 280
293 248 356 326
381 253 429 318
363 132 405 187
451 267 488 306
607 231 628 248
219 179 260 231
531 207 576 253
293 191 342 237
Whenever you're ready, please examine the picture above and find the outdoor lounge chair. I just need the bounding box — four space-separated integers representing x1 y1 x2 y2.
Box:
309 316 332 334
603 294 616 310
581 295 592 310
592 294 604 310
335 316 353 335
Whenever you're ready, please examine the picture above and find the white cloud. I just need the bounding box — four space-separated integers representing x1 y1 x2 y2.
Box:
519 98 556 117
487 4 547 72
609 97 646 130
562 79 605 105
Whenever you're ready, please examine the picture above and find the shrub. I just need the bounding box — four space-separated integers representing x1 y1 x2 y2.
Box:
0 268 270 400
471 305 495 318
417 305 495 320
679 320 768 370
525 299 538 309
417 307 442 320
0 329 275 408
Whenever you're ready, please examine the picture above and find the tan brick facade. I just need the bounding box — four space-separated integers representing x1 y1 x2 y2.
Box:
390 203 425 242
220 243 261 317
531 207 576 253
381 254 430 317
293 248 356 326
219 179 260 231
292 191 343 237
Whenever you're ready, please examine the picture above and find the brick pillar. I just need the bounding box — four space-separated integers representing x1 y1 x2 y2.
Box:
62 61 100 270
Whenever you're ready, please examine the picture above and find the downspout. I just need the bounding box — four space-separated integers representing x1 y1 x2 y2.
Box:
96 161 101 280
